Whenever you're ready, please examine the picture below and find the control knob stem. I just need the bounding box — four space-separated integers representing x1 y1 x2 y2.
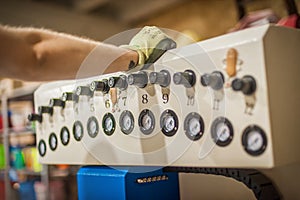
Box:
173 70 196 88
201 71 224 90
149 70 171 87
108 75 128 90
232 75 256 95
90 79 110 93
127 71 148 88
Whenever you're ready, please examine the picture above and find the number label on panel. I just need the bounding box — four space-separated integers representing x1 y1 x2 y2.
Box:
162 93 169 104
142 94 149 104
122 96 127 106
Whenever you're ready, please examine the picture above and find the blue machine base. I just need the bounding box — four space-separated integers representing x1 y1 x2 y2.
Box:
77 166 180 200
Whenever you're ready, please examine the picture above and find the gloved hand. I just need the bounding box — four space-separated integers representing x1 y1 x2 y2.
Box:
121 26 171 67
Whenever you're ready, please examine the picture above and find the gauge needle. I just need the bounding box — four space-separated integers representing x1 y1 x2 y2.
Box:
250 137 259 147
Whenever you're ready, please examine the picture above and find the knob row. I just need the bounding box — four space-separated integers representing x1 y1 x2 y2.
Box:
28 71 257 122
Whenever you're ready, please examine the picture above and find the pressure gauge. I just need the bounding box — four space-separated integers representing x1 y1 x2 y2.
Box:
184 112 204 141
242 125 267 156
119 110 134 135
138 109 155 135
60 127 70 146
160 110 178 137
73 121 84 141
87 116 99 138
211 117 233 147
102 113 116 136
49 133 58 151
38 140 46 157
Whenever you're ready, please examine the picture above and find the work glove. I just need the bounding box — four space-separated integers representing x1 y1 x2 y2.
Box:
121 26 174 68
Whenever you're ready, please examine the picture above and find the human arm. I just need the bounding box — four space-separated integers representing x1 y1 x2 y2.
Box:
0 25 138 81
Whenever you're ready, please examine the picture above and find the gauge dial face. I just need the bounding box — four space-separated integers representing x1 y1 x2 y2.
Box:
189 118 201 137
211 117 233 147
105 118 113 131
138 109 155 135
164 116 175 132
119 111 134 135
123 115 132 130
38 140 46 157
60 127 70 146
184 113 204 141
142 115 152 130
49 133 57 151
160 110 178 137
102 113 115 136
242 125 267 156
87 117 99 138
247 131 263 152
73 121 84 141
216 124 230 142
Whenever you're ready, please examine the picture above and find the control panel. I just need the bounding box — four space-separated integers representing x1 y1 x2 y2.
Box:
31 25 300 168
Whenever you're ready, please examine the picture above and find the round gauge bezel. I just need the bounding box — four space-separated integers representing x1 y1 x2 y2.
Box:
138 109 155 135
48 133 58 151
211 117 234 147
119 110 134 135
87 116 99 138
38 140 47 157
73 121 84 141
60 127 70 146
160 109 178 137
102 113 116 136
242 125 267 156
184 112 205 141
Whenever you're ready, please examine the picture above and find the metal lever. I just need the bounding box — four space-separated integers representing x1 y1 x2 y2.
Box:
141 38 177 70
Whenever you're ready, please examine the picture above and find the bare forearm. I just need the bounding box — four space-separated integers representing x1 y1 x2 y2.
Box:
0 25 138 81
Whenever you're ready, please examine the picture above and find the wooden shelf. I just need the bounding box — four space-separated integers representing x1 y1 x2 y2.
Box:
0 128 35 137
15 169 42 176
7 85 39 102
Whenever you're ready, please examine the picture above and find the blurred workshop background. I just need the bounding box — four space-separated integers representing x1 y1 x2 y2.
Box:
0 0 299 200
1 0 299 41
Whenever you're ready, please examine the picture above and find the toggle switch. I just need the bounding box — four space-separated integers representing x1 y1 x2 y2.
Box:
173 70 196 88
232 75 256 95
38 106 53 115
108 75 128 90
149 70 171 87
127 71 148 88
75 86 93 97
28 113 42 123
226 48 238 77
49 98 65 108
200 71 224 90
90 79 110 93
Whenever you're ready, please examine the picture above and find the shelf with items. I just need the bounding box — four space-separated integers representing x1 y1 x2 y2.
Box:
0 128 35 136
0 80 46 200
7 84 39 102
1 81 79 200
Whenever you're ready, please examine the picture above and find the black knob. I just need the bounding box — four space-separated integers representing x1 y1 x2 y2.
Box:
200 71 224 90
28 113 42 123
108 75 128 90
149 70 171 87
232 75 256 95
173 70 196 88
38 106 53 115
61 92 77 102
49 98 65 108
75 86 93 97
127 71 148 88
90 79 110 93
